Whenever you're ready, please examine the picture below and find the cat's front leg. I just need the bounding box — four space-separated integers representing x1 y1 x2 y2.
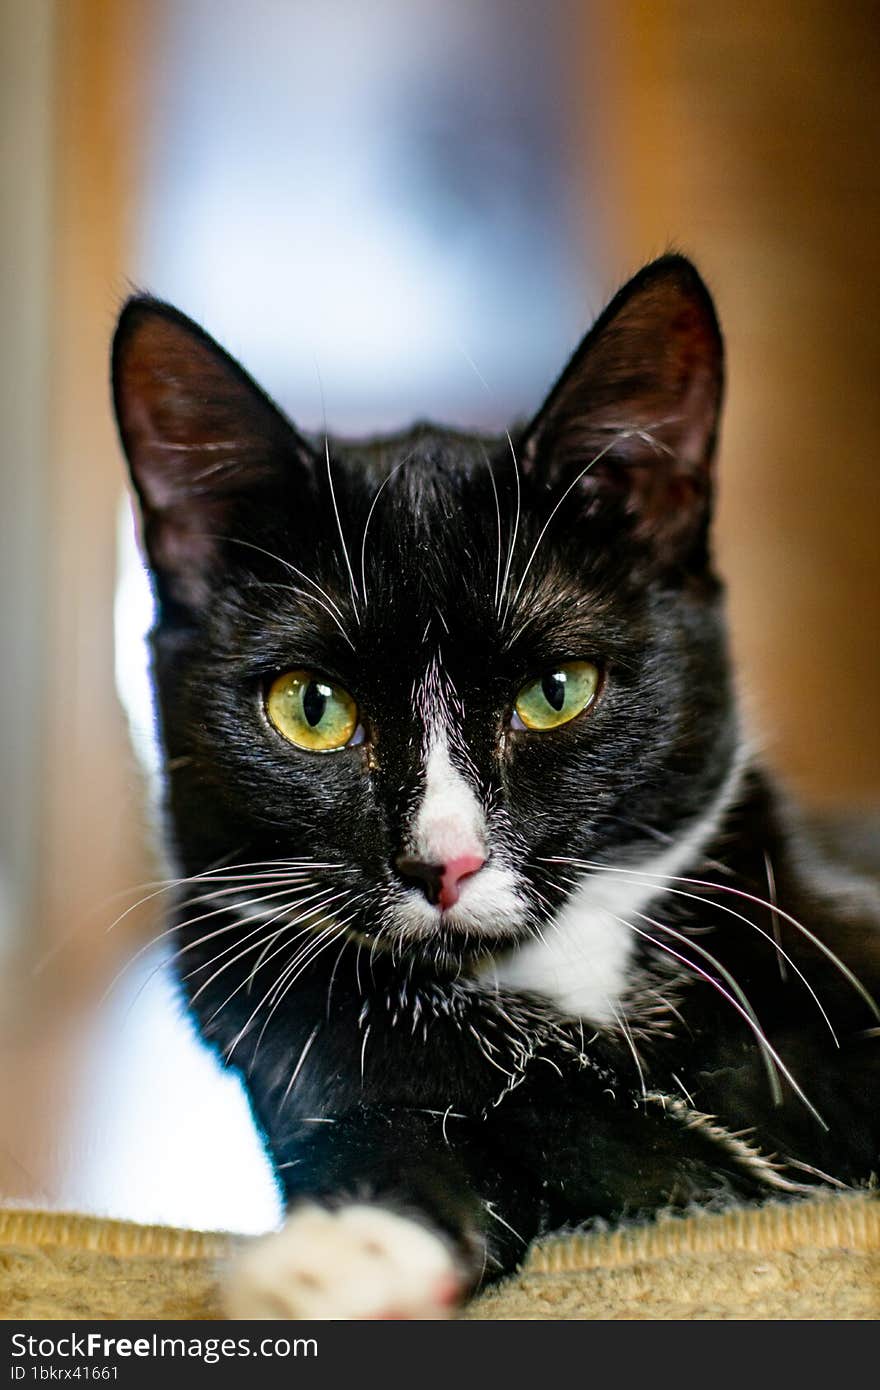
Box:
223 1106 537 1320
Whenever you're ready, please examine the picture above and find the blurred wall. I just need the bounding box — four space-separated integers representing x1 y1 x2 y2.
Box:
135 0 596 433
36 0 154 968
0 0 154 1209
590 1 880 806
0 0 52 960
1 0 156 978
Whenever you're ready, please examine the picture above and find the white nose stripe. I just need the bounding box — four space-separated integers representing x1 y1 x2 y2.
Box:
413 737 485 864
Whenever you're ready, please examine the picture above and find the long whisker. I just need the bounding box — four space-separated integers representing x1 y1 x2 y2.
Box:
241 917 335 1006
615 912 827 1129
190 893 346 1010
118 890 328 1022
555 861 786 1106
205 891 363 1045
100 878 324 1003
194 925 326 1052
187 887 346 987
359 452 416 607
609 1000 647 1101
223 536 347 621
153 884 339 995
498 431 521 621
104 858 341 935
508 432 627 614
250 924 352 1070
764 850 787 982
246 917 321 994
324 433 360 622
544 859 838 1047
255 890 369 1002
232 911 360 1065
165 885 336 984
632 906 785 1108
547 856 878 1023
198 919 322 1035
247 889 367 989
263 581 355 647
552 863 786 1108
261 918 349 1016
280 1024 322 1106
219 535 354 647
156 875 330 943
325 931 354 1020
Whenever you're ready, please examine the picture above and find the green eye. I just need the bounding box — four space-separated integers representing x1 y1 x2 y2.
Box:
266 669 360 752
513 661 600 731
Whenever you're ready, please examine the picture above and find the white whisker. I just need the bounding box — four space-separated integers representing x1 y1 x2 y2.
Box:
190 895 337 1008
324 433 360 622
100 877 326 1004
240 910 362 1065
498 431 521 621
621 910 826 1129
545 858 839 1048
546 855 878 1024
609 1000 647 1101
764 851 787 982
244 888 357 992
103 857 339 936
281 1024 321 1105
477 444 504 613
220 535 353 646
508 432 628 614
359 452 416 607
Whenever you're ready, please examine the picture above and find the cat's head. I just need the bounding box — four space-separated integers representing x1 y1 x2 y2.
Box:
113 255 736 969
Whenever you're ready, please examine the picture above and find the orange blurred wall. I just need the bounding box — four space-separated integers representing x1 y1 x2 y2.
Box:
39 0 153 959
581 1 880 807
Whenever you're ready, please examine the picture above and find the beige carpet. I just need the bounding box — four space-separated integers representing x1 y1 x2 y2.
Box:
1 1193 878 1320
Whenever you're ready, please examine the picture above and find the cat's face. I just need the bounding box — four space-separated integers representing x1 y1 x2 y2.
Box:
114 256 737 968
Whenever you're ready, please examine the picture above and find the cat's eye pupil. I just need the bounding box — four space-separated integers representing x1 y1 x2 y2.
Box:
266 669 358 753
302 681 329 727
513 660 599 732
542 673 567 712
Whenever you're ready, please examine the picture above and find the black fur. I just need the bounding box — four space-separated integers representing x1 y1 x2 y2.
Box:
112 256 880 1298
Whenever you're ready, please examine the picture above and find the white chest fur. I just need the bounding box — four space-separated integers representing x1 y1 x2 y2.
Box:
480 761 743 1025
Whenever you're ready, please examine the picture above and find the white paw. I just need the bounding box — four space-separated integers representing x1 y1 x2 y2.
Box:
224 1203 463 1320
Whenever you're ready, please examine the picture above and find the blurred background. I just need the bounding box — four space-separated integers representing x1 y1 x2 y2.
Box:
1 0 879 1233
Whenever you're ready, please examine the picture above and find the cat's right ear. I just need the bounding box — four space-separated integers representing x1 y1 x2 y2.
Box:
112 297 312 614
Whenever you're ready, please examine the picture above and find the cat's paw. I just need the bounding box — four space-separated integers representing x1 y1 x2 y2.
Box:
223 1203 463 1320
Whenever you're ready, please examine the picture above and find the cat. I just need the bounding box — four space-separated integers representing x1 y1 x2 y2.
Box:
112 255 880 1319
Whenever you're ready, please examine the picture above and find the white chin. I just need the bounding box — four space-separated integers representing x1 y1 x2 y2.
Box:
391 864 527 941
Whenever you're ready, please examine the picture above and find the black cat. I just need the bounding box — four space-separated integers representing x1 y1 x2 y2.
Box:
112 256 880 1318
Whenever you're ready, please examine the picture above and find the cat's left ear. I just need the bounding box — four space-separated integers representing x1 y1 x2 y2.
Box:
523 255 724 569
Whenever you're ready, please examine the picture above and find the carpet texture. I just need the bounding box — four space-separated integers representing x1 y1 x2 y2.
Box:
1 1194 878 1320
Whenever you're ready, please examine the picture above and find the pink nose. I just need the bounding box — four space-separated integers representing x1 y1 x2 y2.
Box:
438 854 486 911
